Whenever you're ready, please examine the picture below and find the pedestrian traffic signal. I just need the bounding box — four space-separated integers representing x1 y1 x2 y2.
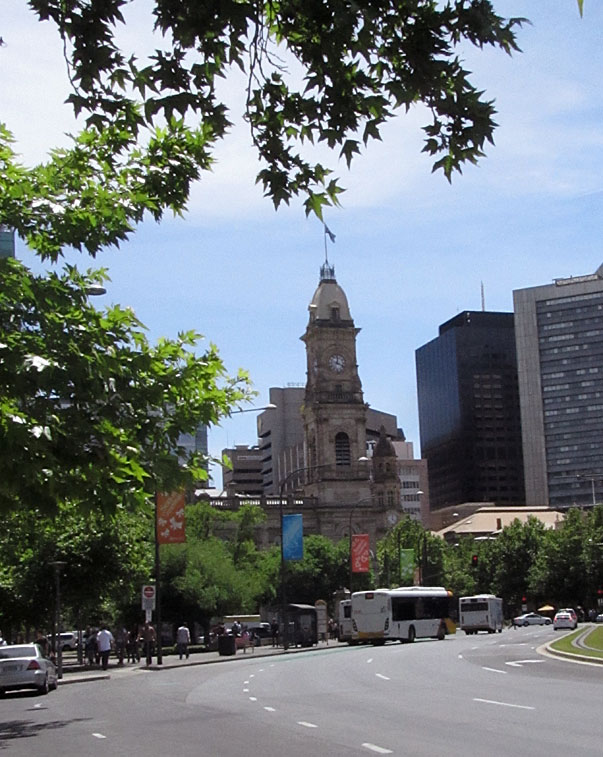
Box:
471 554 478 567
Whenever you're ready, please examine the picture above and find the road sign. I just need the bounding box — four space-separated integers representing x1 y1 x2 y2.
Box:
142 584 156 611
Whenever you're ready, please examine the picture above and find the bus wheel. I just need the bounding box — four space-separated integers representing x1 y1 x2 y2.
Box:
408 626 416 643
437 623 446 641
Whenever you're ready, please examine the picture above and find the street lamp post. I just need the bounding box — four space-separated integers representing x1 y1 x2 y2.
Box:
49 561 66 679
278 457 368 649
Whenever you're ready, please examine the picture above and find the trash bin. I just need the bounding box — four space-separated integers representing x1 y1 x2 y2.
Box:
218 634 236 656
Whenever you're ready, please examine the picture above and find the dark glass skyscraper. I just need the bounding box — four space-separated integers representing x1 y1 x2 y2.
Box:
415 311 525 511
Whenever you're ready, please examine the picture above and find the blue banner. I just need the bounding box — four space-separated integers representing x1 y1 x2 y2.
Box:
282 514 303 561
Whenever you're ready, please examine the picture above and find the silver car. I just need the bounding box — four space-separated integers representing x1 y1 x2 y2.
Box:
512 612 552 627
0 644 58 696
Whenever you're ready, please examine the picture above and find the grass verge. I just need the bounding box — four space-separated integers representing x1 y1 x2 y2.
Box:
549 626 603 660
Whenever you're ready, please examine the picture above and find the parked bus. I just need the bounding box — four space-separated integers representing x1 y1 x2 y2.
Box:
350 587 451 644
458 594 503 634
337 599 353 643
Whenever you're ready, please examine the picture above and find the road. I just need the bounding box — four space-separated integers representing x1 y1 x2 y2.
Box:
1 627 601 756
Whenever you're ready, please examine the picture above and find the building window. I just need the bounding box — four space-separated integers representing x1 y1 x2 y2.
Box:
331 306 340 321
335 432 351 466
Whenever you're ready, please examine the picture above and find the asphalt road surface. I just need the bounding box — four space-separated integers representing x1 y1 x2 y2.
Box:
1 626 601 756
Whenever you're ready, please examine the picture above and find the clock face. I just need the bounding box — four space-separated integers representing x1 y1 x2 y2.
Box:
328 354 345 373
387 511 398 526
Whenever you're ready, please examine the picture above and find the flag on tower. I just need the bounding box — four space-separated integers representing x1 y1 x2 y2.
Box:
324 223 336 243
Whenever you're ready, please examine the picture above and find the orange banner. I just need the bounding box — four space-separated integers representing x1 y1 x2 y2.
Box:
351 533 370 573
156 491 186 544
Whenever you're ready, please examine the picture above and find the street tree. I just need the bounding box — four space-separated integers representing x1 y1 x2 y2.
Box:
0 259 251 516
1 2 525 517
2 2 525 260
0 502 153 637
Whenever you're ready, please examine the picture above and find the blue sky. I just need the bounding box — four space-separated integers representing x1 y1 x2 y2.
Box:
4 1 603 486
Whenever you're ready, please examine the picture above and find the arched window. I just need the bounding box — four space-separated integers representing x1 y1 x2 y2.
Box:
335 432 351 466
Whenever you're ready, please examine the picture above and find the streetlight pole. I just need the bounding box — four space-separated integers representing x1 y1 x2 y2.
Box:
49 561 66 679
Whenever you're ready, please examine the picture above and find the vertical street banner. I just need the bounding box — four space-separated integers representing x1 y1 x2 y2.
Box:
282 513 303 560
156 491 186 544
399 549 415 584
351 533 370 573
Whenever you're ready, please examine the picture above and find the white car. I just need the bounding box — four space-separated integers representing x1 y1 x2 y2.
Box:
0 644 58 696
512 612 552 627
553 611 577 630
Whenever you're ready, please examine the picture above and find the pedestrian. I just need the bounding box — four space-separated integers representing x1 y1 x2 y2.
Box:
115 625 128 666
231 620 241 637
176 622 191 660
270 617 279 647
84 627 98 666
97 624 114 670
127 626 140 663
138 621 156 665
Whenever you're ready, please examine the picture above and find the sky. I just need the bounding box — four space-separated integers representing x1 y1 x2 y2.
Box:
3 1 603 487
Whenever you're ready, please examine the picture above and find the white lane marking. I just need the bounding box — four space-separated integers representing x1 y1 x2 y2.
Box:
367 658 373 663
92 733 107 739
474 698 535 711
33 704 42 709
244 680 250 684
297 721 318 728
505 659 544 668
482 667 507 674
375 673 390 680
264 707 276 712
249 697 257 702
362 743 393 754
249 674 255 678
458 654 463 659
259 668 265 672
243 688 249 692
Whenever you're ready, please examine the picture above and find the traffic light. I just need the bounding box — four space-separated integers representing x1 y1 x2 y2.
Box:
471 554 478 567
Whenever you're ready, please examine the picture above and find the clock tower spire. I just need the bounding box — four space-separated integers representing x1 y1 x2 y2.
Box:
300 262 370 505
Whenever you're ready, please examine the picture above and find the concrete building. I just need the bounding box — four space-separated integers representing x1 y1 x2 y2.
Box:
257 387 305 494
392 440 430 525
222 445 264 495
416 311 525 513
514 265 603 507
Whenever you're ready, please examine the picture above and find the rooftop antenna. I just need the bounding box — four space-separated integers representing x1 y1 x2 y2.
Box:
481 281 485 312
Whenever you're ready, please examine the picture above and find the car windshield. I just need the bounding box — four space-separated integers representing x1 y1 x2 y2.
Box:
0 645 37 659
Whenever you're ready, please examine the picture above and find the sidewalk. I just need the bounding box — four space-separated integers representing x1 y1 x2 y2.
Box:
59 640 344 685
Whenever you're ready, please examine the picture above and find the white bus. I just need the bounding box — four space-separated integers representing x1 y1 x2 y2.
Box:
350 587 451 644
337 599 353 643
458 594 503 634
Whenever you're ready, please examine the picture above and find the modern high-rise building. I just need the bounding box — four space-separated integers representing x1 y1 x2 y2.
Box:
416 311 525 512
514 265 603 508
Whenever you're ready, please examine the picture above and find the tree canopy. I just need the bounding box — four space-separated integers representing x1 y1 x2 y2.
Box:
0 259 251 515
1 1 524 260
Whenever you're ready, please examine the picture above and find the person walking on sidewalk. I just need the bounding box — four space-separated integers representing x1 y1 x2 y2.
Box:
97 624 114 671
176 622 191 660
139 621 156 665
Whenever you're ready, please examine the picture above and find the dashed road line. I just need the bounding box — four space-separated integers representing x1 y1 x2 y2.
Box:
375 673 390 680
249 696 257 702
92 733 107 739
264 707 276 712
362 742 393 754
474 698 534 711
482 667 507 674
297 721 318 728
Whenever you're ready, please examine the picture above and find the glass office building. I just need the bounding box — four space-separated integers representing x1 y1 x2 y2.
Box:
416 311 525 511
514 267 603 507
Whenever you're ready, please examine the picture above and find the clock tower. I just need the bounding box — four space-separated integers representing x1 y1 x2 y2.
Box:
300 261 371 505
